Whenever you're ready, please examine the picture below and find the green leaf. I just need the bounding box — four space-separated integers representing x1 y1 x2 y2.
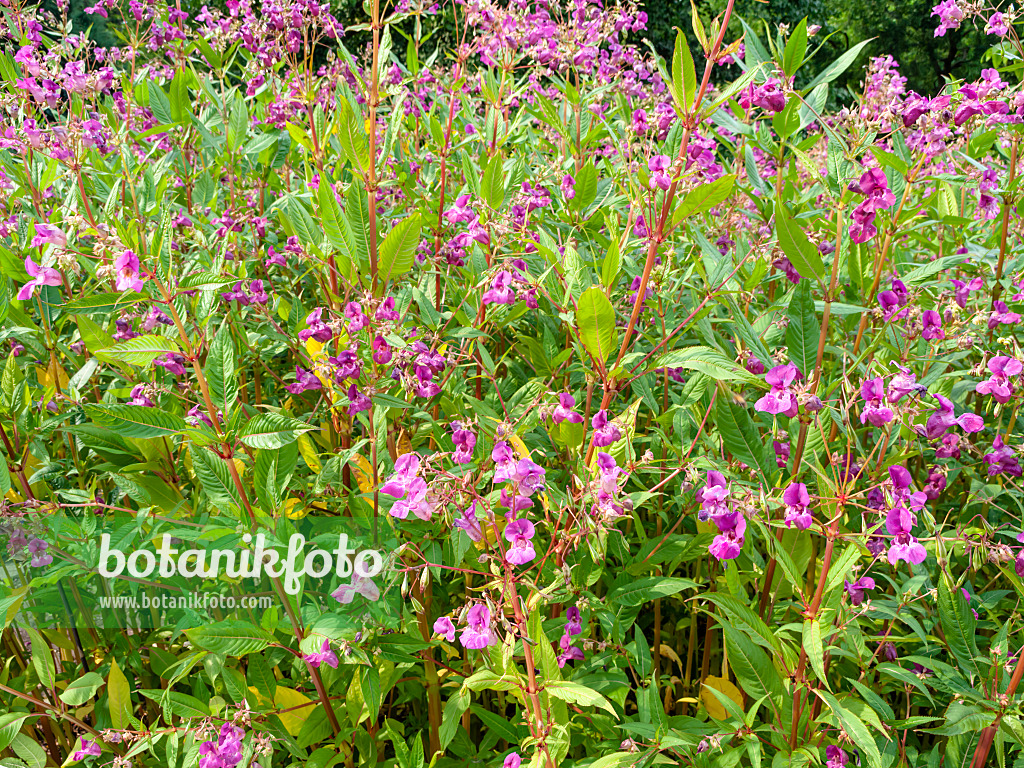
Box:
27 629 54 690
802 619 828 689
715 399 775 484
805 40 872 90
190 446 242 513
576 286 618 365
671 175 736 229
671 27 696 112
0 714 37 753
937 576 981 680
338 100 370 174
601 238 621 290
255 442 298 511
317 178 347 253
785 280 820 378
186 621 274 656
84 404 187 439
205 324 237 416
226 94 249 152
93 335 181 367
439 689 470 750
606 577 700 606
652 346 764 387
377 214 422 287
481 156 505 211
722 626 783 705
343 182 372 271
544 681 617 716
782 18 808 76
774 197 824 282
814 690 882 767
239 412 315 449
772 97 801 140
108 658 133 730
169 74 192 123
59 672 106 706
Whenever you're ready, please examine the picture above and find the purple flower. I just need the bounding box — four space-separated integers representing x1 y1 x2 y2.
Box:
460 604 496 649
565 606 582 635
696 470 730 521
952 277 983 308
17 255 62 300
298 308 333 344
390 477 436 521
454 502 483 542
433 616 456 642
989 301 1021 330
512 458 546 495
921 309 944 340
782 482 813 530
648 154 672 190
844 576 875 606
557 633 585 668
552 393 583 424
285 366 322 395
444 194 474 225
380 453 421 497
925 394 985 439
826 745 848 768
860 378 894 426
591 410 621 447
28 538 52 567
302 639 339 669
504 518 536 565
199 724 245 768
154 352 187 376
482 271 515 305
114 249 144 292
708 512 746 561
451 425 477 464
72 738 102 761
887 365 918 403
751 77 786 112
332 574 380 603
985 434 1022 477
754 364 800 417
885 505 927 566
130 384 155 408
31 223 67 249
976 356 1022 403
504 753 522 768
561 174 576 200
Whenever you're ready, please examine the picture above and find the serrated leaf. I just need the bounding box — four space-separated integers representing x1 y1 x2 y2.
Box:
186 621 274 656
93 335 180 367
84 404 187 439
576 286 618 365
239 413 314 449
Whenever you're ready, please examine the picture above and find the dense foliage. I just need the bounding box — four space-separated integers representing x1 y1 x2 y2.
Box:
1 0 1024 767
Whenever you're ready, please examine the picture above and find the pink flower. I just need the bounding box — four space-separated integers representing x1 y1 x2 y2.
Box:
482 271 515 305
986 11 1008 35
332 574 380 604
648 155 672 190
72 738 102 761
754 364 800 417
976 356 1022 403
17 255 62 300
114 249 144 292
302 639 339 669
31 223 67 249
460 604 496 649
433 617 456 642
782 482 813 530
860 378 894 427
504 518 536 565
552 392 583 424
503 753 522 768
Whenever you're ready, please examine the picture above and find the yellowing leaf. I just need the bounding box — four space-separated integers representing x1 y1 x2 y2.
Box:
350 454 374 493
397 431 412 456
701 676 743 720
282 498 306 519
297 434 322 472
36 361 69 390
508 433 530 459
305 337 324 358
248 686 311 736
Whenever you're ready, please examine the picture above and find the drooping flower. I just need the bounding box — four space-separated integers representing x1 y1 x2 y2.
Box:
925 394 985 439
381 454 421 497
860 378 894 427
433 617 457 642
696 470 730 521
932 0 965 36
885 504 927 565
887 365 919 403
648 155 672 190
199 724 245 768
952 277 983 308
844 576 875 606
754 364 800 417
751 77 786 112
492 441 517 483
332 574 380 604
986 11 1009 35
31 223 67 249
302 639 339 669
28 538 52 567
552 393 583 424
591 410 621 447
782 482 813 530
503 752 522 768
390 477 437 520
482 271 515 305
976 356 1022 403
17 255 62 300
825 745 848 768
451 424 477 464
504 518 537 565
285 366 322 395
989 301 1021 330
460 604 496 649
298 308 333 344
114 249 144 292
985 434 1022 477
453 501 483 542
921 309 944 340
72 739 102 761
561 174 576 200
708 511 746 561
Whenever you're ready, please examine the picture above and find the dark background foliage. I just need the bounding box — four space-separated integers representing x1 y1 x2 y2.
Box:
64 0 992 98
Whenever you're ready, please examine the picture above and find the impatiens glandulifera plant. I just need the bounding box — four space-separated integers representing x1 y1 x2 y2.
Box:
3 0 1024 766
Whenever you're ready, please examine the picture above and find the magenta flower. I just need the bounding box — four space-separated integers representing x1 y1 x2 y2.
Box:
696 470 730 521
451 424 477 464
444 194 474 225
390 477 436 520
849 168 895 244
154 353 186 376
504 518 536 565
130 384 155 407
564 606 582 635
782 482 813 530
512 458 546 495
557 633 585 668
460 604 496 649
453 501 483 542
887 365 918 403
591 410 622 446
503 753 522 768
31 222 67 249
302 639 339 669
381 453 421 497
985 434 1022 477
952 277 983 308
921 309 944 340
925 394 985 439
932 0 965 36
199 724 245 768
482 271 515 305
492 441 517 483
552 392 583 424
986 11 1008 35
298 308 333 344
885 503 927 566
72 738 102 761
844 576 875 606
648 154 672 190
561 174 576 200
708 512 746 561
976 356 1022 403
433 616 456 642
825 745 848 768
860 378 894 426
754 364 800 417
989 301 1021 330
114 249 144 292
17 255 62 300
285 366 322 394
